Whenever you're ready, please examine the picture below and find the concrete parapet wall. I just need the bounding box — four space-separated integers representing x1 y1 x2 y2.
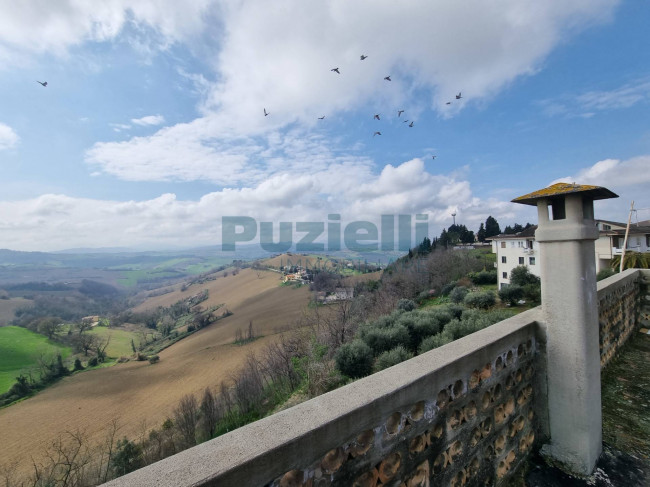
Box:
102 272 649 486
597 269 646 367
104 309 545 487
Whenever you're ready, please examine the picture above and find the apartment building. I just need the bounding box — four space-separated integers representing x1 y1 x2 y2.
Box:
489 225 539 289
490 219 650 289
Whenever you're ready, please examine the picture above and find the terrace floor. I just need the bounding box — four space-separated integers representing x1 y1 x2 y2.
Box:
521 330 650 486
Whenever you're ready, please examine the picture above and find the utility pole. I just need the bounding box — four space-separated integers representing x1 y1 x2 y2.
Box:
619 201 635 273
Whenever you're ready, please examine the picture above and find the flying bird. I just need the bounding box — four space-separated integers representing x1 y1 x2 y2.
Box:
398 110 404 117
318 116 325 120
408 122 414 127
403 119 409 123
456 92 462 99
36 80 47 87
432 155 437 160
374 114 381 120
264 108 269 117
446 102 451 105
360 55 368 60
384 76 391 81
373 131 381 137
331 68 340 74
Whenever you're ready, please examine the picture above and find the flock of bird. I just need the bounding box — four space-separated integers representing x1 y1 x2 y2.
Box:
262 53 463 160
38 55 461 161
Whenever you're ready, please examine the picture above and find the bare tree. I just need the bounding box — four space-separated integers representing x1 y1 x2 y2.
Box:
93 334 112 362
31 430 93 487
0 460 20 487
95 418 121 484
173 394 199 449
72 333 95 356
199 388 220 441
37 317 63 339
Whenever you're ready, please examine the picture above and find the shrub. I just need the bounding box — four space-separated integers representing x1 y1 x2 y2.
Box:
418 332 453 354
522 283 541 304
360 324 410 355
464 291 496 310
88 357 98 367
374 346 413 372
597 268 615 281
135 352 147 361
440 282 456 296
397 299 416 311
148 355 160 364
73 357 84 371
443 304 465 319
335 339 374 378
468 270 497 285
449 286 469 304
510 266 540 287
498 285 524 305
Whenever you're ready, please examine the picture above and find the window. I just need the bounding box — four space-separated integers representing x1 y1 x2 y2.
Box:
603 224 611 231
646 235 650 247
527 240 533 249
502 272 508 279
501 241 506 249
519 257 524 265
518 241 523 248
529 257 535 265
502 256 507 263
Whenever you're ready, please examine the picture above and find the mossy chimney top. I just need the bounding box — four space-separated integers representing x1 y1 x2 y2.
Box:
511 182 618 206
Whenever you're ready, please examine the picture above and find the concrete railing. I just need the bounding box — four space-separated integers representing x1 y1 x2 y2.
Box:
103 270 648 487
597 269 649 367
105 309 546 487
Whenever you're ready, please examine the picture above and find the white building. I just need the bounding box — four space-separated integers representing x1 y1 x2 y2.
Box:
490 219 650 289
489 226 540 289
594 219 650 272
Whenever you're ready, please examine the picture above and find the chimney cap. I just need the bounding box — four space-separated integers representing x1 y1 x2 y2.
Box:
511 182 618 206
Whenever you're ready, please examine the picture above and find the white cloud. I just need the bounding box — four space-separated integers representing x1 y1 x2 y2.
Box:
551 155 650 220
0 122 19 150
0 159 517 251
131 115 165 126
0 1 215 65
77 0 620 184
539 77 650 118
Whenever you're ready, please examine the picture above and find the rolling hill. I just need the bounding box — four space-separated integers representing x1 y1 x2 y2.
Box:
0 267 311 477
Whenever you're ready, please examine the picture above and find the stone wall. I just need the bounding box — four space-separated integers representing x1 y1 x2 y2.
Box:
268 332 540 487
104 272 649 487
104 310 546 487
597 269 647 367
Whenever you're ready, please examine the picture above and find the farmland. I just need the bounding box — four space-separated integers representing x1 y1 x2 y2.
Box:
0 326 71 394
0 267 311 476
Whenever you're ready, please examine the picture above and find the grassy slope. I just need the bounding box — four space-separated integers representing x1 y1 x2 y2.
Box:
86 327 145 359
0 326 71 394
0 268 311 476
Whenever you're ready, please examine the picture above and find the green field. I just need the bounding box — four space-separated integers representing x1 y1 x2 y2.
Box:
0 326 72 394
115 257 232 287
87 326 154 358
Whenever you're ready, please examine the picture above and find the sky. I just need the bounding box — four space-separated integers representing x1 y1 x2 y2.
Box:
0 0 648 252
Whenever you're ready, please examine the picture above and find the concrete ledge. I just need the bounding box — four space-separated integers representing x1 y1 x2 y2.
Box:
597 268 642 294
103 308 542 487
